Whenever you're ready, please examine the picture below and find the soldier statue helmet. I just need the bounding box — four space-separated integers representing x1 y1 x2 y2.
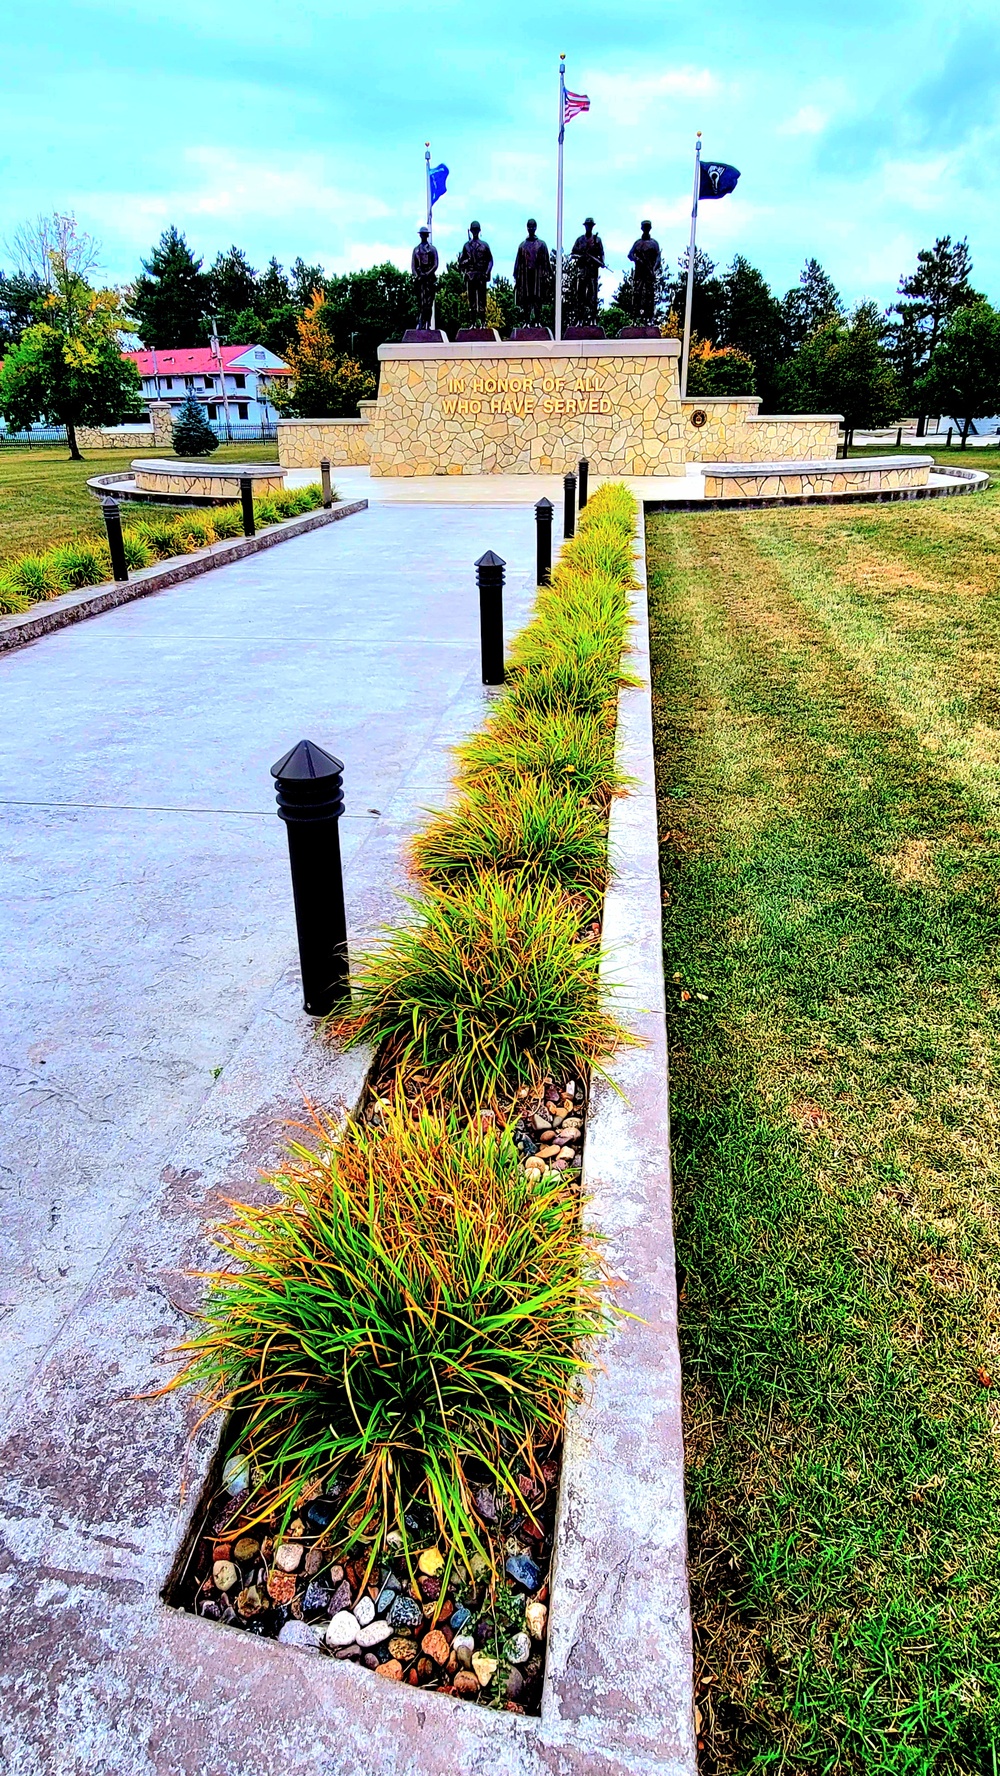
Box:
410 225 439 331
570 217 605 325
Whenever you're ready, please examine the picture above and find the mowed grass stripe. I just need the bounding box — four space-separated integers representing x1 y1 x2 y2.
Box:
647 503 1000 1774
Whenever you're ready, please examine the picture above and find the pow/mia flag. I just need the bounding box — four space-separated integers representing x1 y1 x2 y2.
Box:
699 161 740 199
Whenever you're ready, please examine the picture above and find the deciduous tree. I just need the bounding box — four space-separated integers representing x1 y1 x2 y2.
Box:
916 303 1000 445
273 291 377 417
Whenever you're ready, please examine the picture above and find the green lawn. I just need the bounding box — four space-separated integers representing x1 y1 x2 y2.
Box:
847 443 1000 484
647 490 1000 1773
0 441 278 563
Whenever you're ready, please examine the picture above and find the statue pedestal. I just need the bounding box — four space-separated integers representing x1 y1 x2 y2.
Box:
620 325 662 339
511 326 553 341
368 337 685 477
455 327 501 343
564 324 606 340
402 328 446 344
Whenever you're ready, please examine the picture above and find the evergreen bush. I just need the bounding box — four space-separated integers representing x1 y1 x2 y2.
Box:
171 395 219 456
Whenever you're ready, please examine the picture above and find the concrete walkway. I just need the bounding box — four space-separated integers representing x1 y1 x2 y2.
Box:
0 502 535 1435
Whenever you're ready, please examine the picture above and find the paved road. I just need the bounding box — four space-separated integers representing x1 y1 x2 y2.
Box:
0 502 534 1433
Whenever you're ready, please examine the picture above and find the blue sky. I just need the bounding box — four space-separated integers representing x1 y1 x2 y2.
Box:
4 0 999 311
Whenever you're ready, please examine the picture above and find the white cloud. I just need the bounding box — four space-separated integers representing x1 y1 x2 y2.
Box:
778 105 829 137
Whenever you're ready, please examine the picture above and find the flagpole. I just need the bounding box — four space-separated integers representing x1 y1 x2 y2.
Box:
680 132 702 399
425 142 436 330
555 55 566 342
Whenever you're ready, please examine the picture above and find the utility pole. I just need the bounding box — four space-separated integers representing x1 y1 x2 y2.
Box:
204 312 233 441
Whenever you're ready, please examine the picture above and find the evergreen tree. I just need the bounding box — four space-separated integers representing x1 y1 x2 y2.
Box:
777 300 900 431
290 256 326 308
663 248 724 343
258 257 293 314
128 227 212 347
890 236 983 410
171 395 219 456
717 256 783 401
0 270 44 351
917 303 1000 445
780 259 843 352
210 245 258 336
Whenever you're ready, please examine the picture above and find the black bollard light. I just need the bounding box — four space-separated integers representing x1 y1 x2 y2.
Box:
946 426 953 448
563 471 576 539
475 550 506 686
240 476 256 537
578 457 589 510
101 497 128 582
535 497 553 586
271 740 350 1015
895 426 903 447
320 457 333 509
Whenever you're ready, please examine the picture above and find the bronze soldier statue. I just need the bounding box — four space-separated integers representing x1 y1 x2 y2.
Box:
628 221 662 326
570 218 605 324
513 219 551 326
410 226 439 331
457 221 494 327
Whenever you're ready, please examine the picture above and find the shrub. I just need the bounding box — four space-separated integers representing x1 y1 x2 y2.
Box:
2 553 67 603
458 705 624 807
252 494 282 525
170 1102 610 1560
210 505 244 539
412 773 609 897
130 515 183 559
172 395 219 456
46 540 111 588
0 580 30 614
172 515 216 549
333 870 627 1101
122 531 153 572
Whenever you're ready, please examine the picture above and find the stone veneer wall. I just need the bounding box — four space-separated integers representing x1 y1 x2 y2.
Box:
277 418 371 469
703 461 930 499
77 402 174 451
369 342 687 477
681 400 841 462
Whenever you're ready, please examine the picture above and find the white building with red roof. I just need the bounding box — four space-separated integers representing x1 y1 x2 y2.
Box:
125 343 291 432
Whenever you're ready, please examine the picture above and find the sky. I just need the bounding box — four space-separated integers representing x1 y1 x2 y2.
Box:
3 0 1000 312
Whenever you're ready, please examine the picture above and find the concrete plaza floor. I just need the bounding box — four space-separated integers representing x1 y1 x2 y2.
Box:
0 501 536 1437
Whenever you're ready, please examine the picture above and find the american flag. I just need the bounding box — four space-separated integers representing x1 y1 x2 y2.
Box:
563 88 590 123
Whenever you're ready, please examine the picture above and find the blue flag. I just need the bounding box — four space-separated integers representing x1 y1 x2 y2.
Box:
699 160 740 200
429 163 449 207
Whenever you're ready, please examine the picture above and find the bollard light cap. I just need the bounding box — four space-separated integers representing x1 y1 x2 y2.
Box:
475 550 506 569
271 739 344 782
535 497 554 513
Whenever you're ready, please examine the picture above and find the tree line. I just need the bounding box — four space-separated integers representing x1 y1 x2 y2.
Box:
2 214 999 442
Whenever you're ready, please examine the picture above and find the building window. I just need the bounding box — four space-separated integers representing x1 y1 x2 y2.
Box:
237 403 249 420
232 373 246 390
207 405 218 420
165 377 173 389
255 349 265 360
203 377 214 389
184 376 194 389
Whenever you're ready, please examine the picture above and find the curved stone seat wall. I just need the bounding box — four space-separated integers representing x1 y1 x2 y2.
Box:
702 456 930 499
131 460 285 499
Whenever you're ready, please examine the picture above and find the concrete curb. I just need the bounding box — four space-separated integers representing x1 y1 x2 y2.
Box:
0 499 368 654
646 465 989 513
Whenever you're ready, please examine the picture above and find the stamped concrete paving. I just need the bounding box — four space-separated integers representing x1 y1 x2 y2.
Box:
0 503 535 1436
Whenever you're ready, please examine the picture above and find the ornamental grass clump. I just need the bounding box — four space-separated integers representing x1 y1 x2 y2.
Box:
457 704 624 807
411 773 609 897
171 1102 610 1565
334 869 627 1101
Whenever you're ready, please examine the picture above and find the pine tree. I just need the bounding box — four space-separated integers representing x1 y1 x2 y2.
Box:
717 256 783 401
663 249 724 343
128 228 212 348
917 303 1000 445
891 236 983 414
780 259 843 352
211 246 258 337
171 395 219 456
0 269 45 351
777 301 899 431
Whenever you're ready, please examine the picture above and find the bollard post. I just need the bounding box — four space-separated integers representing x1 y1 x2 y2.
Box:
240 476 256 537
270 740 350 1015
534 497 553 586
563 471 576 539
475 551 506 686
895 426 902 447
946 425 953 448
101 498 129 582
578 457 589 510
320 457 333 509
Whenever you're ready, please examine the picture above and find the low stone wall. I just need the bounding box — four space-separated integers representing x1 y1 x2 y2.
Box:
703 456 930 499
370 339 687 477
77 402 174 451
132 460 284 499
277 418 371 468
682 400 841 462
